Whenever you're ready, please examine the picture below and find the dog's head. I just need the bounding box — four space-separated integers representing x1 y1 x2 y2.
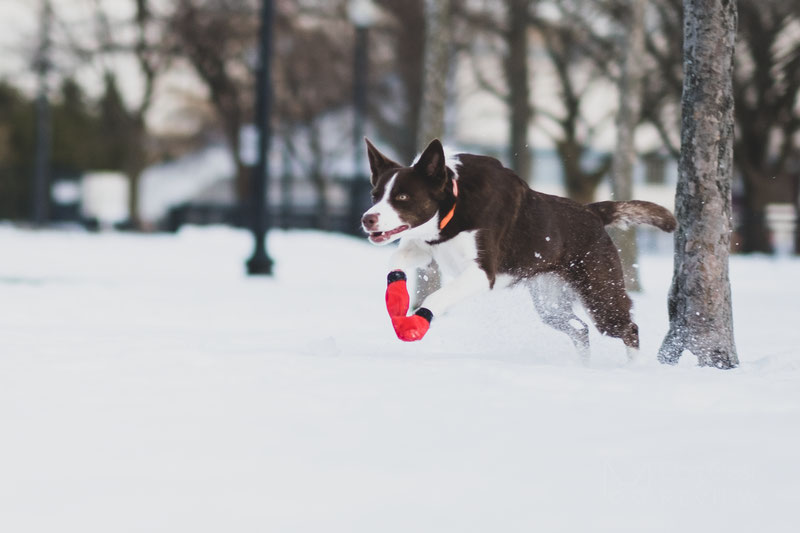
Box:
361 138 451 245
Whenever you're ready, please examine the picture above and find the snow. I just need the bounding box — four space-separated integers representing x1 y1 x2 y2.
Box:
1 225 798 532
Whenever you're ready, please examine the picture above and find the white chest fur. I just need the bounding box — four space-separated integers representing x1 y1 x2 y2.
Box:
390 230 490 317
429 230 481 281
393 230 481 281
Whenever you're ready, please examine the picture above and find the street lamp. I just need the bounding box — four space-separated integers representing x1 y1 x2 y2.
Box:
246 0 275 275
348 0 376 234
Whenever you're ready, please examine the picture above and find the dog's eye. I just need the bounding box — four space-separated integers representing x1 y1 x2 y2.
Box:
395 193 410 201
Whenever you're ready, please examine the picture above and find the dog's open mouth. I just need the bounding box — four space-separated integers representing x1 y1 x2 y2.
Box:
369 225 409 243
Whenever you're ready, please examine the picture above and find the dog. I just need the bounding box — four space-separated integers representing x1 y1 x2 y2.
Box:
361 138 676 359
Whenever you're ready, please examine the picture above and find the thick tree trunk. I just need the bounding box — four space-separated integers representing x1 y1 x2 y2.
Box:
658 0 738 369
505 0 532 182
610 0 645 292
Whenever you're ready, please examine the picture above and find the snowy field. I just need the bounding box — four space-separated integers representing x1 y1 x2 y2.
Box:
1 225 798 532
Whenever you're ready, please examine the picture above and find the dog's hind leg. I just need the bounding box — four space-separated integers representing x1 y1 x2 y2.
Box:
566 248 640 360
529 274 590 360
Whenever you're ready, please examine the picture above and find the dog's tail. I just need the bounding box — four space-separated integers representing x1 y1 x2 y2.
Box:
587 200 677 232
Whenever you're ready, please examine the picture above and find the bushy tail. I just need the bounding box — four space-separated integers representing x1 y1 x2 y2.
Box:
587 200 677 232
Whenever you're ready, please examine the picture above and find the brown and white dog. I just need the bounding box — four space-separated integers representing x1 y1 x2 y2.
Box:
361 138 676 359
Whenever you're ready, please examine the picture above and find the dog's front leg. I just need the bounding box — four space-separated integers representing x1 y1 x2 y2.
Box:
391 265 491 342
385 240 432 318
389 239 432 278
381 240 437 342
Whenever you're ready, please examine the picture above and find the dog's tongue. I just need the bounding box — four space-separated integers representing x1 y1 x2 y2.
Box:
370 232 391 243
369 225 408 243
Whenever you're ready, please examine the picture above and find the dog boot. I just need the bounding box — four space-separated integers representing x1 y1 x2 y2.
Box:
385 270 410 317
391 308 433 342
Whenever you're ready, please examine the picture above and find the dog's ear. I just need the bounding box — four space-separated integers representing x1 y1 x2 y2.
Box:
414 139 446 187
365 138 400 186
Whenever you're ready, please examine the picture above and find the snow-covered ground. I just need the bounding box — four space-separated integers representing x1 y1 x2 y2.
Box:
1 225 798 532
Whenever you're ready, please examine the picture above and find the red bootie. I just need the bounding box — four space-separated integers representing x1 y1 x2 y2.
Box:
384 271 433 342
385 270 410 318
391 308 433 342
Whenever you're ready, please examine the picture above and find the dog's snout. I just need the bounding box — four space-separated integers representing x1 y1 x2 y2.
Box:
362 213 379 231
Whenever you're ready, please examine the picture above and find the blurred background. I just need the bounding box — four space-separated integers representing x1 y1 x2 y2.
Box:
0 0 798 254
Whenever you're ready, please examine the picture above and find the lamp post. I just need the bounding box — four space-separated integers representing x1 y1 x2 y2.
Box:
246 0 275 275
348 0 375 234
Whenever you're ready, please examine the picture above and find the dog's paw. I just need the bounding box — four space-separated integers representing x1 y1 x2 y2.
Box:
385 270 410 318
391 308 433 342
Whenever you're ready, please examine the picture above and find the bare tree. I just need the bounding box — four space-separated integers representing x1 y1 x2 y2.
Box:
126 0 162 228
417 0 452 146
609 0 646 292
733 1 800 253
371 0 426 163
538 19 612 204
413 0 453 307
642 0 800 254
640 0 683 158
59 0 166 228
169 0 259 203
458 0 534 180
659 0 738 369
32 0 53 225
273 8 352 230
504 0 534 181
170 0 352 227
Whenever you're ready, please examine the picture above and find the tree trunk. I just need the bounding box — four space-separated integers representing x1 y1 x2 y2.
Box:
373 0 425 164
738 171 773 253
609 0 646 292
127 0 157 231
505 0 533 182
417 0 451 146
658 0 738 369
558 140 610 205
126 169 142 229
125 118 147 229
280 139 292 229
309 123 329 230
794 172 800 255
414 0 451 308
226 116 252 207
32 0 52 226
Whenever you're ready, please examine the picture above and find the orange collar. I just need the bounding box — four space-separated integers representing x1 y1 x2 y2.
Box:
438 178 458 230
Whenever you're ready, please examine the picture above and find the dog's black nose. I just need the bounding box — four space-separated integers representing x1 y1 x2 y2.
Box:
362 213 379 231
